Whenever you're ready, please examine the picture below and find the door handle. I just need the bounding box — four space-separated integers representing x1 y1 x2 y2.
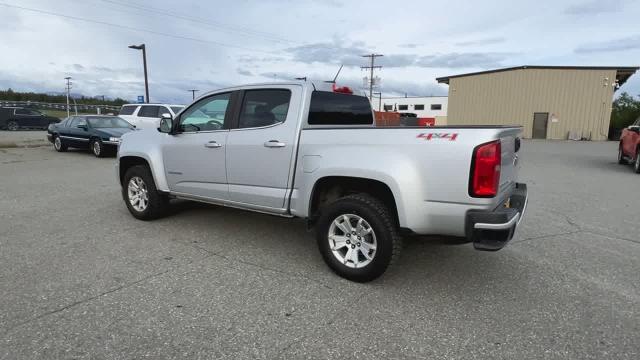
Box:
204 141 222 148
264 140 286 148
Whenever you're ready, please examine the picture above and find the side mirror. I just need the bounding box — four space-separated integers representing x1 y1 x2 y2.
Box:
158 113 173 133
77 124 87 130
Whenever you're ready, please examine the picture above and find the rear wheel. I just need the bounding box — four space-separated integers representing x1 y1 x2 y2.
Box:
6 121 18 131
316 194 401 282
53 136 67 152
122 165 168 220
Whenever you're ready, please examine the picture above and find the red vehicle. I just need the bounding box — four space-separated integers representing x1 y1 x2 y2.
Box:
618 117 640 173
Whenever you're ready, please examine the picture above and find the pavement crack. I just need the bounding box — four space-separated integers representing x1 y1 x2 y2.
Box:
171 238 334 290
274 291 367 359
511 230 582 244
582 230 640 245
1 253 214 338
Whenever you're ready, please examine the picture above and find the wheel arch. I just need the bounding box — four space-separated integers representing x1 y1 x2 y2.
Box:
307 176 401 229
119 156 152 186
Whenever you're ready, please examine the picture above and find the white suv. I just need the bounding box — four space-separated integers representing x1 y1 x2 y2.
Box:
118 104 184 130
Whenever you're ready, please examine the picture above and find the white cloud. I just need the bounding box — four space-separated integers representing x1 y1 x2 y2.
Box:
0 0 639 103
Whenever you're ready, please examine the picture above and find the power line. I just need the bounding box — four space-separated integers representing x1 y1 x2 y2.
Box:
361 54 383 100
0 2 281 55
96 0 297 45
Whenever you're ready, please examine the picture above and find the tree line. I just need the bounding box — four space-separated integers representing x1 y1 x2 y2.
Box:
611 92 640 129
0 88 128 106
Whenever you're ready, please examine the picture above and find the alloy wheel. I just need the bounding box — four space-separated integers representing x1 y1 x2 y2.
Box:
127 176 149 212
54 137 61 150
7 121 18 131
93 141 101 156
328 214 377 268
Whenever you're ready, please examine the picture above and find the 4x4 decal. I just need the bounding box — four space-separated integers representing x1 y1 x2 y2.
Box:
417 133 459 141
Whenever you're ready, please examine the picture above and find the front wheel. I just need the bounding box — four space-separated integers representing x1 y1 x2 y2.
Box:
122 165 169 220
618 145 626 164
316 194 401 282
634 148 640 174
53 136 68 152
91 139 104 157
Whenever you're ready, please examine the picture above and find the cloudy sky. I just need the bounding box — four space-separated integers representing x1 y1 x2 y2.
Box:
1 0 639 103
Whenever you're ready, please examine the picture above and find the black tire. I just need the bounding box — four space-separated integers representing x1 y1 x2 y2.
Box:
90 139 104 157
122 165 169 220
53 135 68 152
617 145 626 164
316 193 402 282
634 147 640 174
7 121 19 131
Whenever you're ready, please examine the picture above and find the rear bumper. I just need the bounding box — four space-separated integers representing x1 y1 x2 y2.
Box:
465 183 528 251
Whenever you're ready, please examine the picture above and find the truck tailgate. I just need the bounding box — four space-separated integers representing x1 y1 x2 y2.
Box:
495 128 522 202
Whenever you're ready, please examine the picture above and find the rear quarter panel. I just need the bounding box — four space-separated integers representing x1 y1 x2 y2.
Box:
291 127 522 236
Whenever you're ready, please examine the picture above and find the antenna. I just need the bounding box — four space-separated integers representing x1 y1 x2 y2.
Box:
324 64 344 84
332 64 343 83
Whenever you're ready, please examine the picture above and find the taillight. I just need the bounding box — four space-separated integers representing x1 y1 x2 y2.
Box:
469 140 501 197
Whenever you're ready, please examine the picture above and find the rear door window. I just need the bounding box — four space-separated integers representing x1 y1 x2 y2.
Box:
237 89 291 129
308 92 373 125
119 105 137 116
158 106 172 117
138 106 161 117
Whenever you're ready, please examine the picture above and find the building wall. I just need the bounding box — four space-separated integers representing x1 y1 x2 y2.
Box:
371 96 448 118
446 68 617 140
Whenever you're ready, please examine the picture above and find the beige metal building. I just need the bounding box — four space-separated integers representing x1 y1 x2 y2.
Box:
436 66 638 140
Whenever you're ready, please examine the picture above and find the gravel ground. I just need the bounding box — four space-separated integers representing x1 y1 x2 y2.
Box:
0 130 49 148
0 140 638 359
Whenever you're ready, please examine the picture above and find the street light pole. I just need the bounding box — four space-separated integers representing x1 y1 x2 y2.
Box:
128 44 149 103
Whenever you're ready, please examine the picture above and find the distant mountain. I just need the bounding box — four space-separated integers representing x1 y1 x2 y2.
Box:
46 91 92 99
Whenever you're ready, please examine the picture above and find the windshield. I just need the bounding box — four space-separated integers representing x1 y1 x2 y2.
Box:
171 106 184 114
86 116 132 128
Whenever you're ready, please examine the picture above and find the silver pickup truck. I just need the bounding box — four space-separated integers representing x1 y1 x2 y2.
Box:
116 81 528 282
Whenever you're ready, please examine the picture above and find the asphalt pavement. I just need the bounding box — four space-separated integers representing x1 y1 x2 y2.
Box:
0 140 638 359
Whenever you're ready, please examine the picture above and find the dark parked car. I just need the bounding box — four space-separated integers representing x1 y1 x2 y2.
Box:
0 107 60 130
47 115 135 157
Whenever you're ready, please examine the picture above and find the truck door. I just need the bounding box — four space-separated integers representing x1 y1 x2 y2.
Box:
162 92 232 200
136 105 162 130
225 86 301 210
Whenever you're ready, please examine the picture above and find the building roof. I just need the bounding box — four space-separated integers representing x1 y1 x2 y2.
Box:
378 96 447 100
436 65 639 86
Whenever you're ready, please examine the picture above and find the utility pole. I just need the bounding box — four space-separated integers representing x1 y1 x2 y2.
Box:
373 91 382 111
188 89 199 100
64 77 72 117
128 44 149 103
361 54 383 100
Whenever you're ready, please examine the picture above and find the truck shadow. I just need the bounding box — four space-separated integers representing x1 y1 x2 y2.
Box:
160 200 523 292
